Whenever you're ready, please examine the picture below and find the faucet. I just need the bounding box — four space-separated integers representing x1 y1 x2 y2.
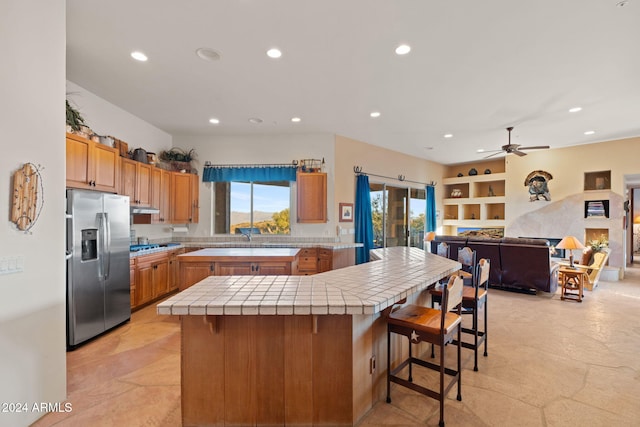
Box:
242 231 252 242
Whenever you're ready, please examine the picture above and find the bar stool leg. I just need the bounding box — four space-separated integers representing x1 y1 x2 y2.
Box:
386 324 392 403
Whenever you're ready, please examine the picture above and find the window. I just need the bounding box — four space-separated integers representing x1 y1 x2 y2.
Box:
369 183 426 249
213 181 291 234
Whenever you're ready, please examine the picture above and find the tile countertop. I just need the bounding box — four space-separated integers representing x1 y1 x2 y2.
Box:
157 246 461 317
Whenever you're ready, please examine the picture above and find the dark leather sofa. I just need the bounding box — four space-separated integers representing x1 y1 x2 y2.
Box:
430 236 559 293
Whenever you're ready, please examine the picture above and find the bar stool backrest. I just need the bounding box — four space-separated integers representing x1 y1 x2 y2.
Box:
444 275 464 313
437 242 450 258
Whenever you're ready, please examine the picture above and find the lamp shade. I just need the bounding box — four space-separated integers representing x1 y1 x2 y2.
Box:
424 231 436 242
556 235 585 250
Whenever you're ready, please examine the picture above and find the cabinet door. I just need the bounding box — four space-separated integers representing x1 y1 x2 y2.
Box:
136 262 154 305
152 259 169 298
215 261 254 276
180 262 214 290
255 262 291 275
136 163 153 206
191 173 200 224
297 248 318 274
160 170 172 223
297 172 327 223
121 158 137 203
168 249 185 291
92 143 119 192
318 249 332 273
130 259 137 309
66 135 91 189
171 172 194 223
150 167 162 223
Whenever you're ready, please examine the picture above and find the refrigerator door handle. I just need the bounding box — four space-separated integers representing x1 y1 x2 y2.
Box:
104 212 111 279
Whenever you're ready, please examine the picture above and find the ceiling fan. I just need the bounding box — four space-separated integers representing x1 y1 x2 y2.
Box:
484 127 550 158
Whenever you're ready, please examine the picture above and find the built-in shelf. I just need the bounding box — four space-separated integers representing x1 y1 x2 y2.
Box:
442 168 506 235
584 170 611 191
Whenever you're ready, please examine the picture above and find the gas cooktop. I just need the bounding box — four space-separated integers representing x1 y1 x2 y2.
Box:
130 244 160 252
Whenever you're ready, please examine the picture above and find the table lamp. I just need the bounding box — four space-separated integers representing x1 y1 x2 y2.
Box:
556 236 585 268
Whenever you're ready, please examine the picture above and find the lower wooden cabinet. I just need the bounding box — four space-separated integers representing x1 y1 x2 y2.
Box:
131 250 184 310
297 248 318 275
215 261 292 276
180 262 215 291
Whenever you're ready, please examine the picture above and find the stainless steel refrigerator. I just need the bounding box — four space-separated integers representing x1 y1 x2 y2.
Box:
66 189 131 348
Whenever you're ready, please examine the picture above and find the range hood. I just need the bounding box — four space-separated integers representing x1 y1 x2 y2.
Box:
130 206 160 215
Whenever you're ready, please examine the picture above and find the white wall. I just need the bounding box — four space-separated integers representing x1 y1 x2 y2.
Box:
0 1 67 426
66 81 172 154
173 133 337 238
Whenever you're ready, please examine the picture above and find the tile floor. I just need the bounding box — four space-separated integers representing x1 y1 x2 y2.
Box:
32 262 640 426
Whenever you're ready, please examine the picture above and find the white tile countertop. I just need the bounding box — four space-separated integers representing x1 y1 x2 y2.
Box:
157 246 460 317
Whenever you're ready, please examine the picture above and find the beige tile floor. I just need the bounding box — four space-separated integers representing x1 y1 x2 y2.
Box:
33 262 640 427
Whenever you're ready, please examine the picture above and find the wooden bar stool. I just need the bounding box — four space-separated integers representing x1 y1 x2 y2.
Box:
386 275 464 427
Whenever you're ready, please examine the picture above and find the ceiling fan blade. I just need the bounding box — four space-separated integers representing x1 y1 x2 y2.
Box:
483 151 505 159
518 145 550 150
511 149 527 157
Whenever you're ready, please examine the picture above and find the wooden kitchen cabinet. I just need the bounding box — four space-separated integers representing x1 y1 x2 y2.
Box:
168 248 185 291
121 157 152 206
297 248 318 275
133 252 169 309
296 171 327 223
66 132 120 193
172 172 199 223
151 168 172 223
318 248 332 273
179 262 215 291
130 258 136 308
215 261 293 276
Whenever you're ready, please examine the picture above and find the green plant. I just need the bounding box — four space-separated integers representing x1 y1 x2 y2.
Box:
588 234 609 252
66 100 86 132
159 148 197 162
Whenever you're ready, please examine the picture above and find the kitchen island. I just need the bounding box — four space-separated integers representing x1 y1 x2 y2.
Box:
158 247 460 426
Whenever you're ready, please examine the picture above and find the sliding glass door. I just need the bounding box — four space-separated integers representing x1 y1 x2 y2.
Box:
370 183 426 249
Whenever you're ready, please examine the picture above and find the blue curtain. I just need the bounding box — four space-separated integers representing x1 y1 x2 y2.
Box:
426 185 436 232
355 174 374 264
203 165 297 182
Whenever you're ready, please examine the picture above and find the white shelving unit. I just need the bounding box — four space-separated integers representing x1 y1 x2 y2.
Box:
442 172 506 233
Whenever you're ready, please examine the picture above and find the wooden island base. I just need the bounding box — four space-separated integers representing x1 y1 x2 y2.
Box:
181 313 389 426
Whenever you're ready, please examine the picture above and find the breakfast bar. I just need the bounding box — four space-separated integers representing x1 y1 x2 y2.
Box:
158 247 460 426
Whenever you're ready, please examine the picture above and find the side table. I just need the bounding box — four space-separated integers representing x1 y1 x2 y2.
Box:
560 267 587 303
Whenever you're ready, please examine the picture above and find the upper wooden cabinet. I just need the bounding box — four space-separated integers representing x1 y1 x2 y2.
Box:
66 133 120 193
150 168 172 223
172 172 199 223
296 171 327 223
121 157 152 206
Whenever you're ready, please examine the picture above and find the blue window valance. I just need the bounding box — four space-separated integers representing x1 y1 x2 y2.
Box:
203 164 298 182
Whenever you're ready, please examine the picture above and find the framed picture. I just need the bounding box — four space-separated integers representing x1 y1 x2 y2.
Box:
339 203 353 222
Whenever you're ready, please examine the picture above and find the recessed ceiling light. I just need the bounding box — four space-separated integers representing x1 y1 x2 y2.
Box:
424 146 434 150
370 111 381 118
209 118 220 124
266 48 282 59
616 0 629 7
291 117 301 123
443 134 453 138
196 48 221 62
477 149 486 153
395 44 411 55
584 130 595 135
131 51 148 62
569 107 582 113
248 117 263 124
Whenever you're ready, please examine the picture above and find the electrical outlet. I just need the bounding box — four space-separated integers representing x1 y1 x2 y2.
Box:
0 256 24 275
